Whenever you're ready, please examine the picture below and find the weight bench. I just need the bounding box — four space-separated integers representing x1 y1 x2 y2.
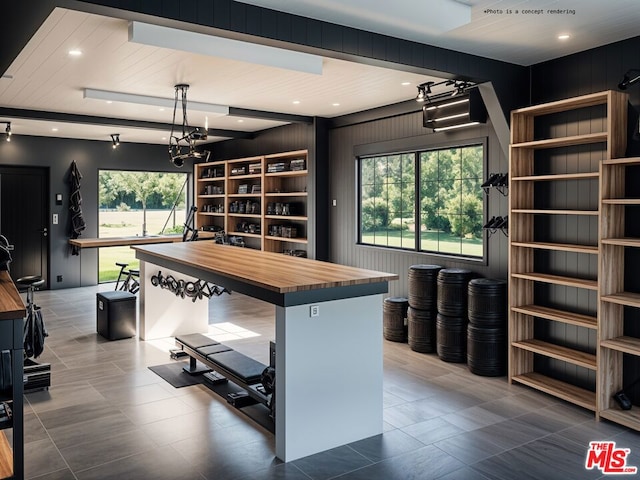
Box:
174 333 270 408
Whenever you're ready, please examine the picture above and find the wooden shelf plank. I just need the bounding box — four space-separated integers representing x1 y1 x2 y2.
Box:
600 407 640 431
228 173 261 180
511 132 607 150
603 157 640 165
512 172 599 181
228 231 262 239
601 292 640 308
265 215 308 221
197 177 225 182
511 272 598 290
512 209 599 216
601 336 640 356
264 236 309 244
512 339 597 370
265 192 308 197
511 241 598 254
198 194 225 199
511 304 597 329
228 193 261 198
512 372 596 411
602 199 640 205
197 212 225 217
228 213 261 219
511 91 610 116
265 170 308 177
602 238 640 247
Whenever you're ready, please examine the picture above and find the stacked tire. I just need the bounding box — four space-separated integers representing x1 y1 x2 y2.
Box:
467 278 507 376
407 265 442 353
436 268 473 362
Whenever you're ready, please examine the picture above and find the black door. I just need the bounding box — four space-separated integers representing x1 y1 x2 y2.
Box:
0 167 49 286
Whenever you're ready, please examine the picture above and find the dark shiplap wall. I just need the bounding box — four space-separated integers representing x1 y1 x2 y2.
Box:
328 111 508 298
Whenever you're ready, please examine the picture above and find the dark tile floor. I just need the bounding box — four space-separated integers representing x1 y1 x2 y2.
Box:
13 285 638 479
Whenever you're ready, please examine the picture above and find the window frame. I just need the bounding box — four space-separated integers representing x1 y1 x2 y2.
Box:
356 137 488 263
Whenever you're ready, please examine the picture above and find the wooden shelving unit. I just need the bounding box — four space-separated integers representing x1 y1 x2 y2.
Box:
509 90 628 417
194 150 309 256
599 151 640 430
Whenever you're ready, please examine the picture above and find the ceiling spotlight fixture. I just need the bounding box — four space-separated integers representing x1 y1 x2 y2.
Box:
110 133 120 149
3 122 11 142
558 34 571 40
618 69 640 90
415 82 433 103
168 84 210 168
423 87 486 132
68 49 82 57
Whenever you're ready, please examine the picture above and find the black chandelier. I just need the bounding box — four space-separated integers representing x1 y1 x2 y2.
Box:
168 84 210 167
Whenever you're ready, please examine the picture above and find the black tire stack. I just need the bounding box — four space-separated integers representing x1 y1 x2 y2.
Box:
467 278 507 376
407 265 442 353
383 297 409 342
436 268 473 362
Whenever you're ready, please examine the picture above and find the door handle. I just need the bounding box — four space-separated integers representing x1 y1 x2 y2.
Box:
40 228 48 237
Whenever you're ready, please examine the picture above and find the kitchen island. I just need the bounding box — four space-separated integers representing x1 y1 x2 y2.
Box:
133 242 397 462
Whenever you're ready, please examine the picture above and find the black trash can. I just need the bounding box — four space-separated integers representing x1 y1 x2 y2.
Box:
97 291 137 340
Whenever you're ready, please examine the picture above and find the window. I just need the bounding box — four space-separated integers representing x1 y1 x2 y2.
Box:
358 143 484 259
97 170 188 282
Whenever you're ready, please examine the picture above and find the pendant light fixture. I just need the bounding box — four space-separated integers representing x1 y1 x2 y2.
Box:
2 122 11 142
110 133 120 149
168 84 210 168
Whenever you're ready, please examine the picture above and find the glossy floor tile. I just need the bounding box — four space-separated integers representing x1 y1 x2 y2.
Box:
17 284 637 479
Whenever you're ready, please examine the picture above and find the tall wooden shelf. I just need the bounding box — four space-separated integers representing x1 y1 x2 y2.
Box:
194 150 310 257
509 90 629 419
599 152 640 430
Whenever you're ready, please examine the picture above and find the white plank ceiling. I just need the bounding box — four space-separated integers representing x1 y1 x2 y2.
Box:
1 1 639 146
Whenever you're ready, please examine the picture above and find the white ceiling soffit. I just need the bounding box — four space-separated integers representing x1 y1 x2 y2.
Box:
83 88 229 117
234 0 471 36
128 21 323 75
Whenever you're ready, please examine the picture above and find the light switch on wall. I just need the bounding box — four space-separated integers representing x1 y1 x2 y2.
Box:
52 214 58 225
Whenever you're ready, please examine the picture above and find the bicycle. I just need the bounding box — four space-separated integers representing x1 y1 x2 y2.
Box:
114 262 140 294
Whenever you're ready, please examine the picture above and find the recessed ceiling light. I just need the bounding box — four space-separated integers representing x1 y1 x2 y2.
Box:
51 128 58 132
237 119 244 123
68 49 82 57
159 108 165 112
161 136 167 141
292 100 300 104
332 103 340 107
558 34 571 40
401 82 411 86
106 100 112 104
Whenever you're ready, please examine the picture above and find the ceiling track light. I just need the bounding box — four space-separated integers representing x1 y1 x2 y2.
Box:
110 133 120 149
415 79 475 103
618 68 640 90
2 122 11 142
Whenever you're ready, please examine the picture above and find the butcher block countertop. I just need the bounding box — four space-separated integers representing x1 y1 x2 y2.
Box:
0 271 25 320
68 235 183 248
133 242 398 300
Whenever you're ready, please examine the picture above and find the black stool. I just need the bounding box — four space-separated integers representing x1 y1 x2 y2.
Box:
15 275 45 307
